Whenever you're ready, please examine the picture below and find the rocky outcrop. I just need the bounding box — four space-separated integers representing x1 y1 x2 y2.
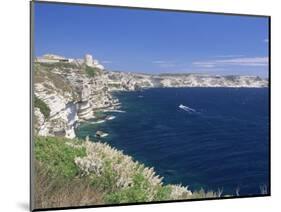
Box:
34 72 78 138
34 55 117 138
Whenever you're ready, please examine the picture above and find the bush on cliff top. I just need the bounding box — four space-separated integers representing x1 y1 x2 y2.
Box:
34 136 219 208
34 96 51 119
104 173 172 203
37 62 78 70
85 65 101 77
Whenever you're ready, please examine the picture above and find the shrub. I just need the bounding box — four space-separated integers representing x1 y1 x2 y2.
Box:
104 173 152 203
34 96 50 119
75 141 190 203
34 136 221 207
90 159 119 192
154 185 172 201
37 62 78 70
168 184 192 200
188 188 219 199
35 136 86 179
85 66 101 77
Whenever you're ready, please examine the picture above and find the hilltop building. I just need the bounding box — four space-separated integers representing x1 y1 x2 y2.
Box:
35 53 105 70
35 54 73 63
84 54 105 70
84 54 93 66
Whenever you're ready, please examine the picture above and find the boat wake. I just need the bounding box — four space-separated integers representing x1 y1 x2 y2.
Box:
179 104 197 113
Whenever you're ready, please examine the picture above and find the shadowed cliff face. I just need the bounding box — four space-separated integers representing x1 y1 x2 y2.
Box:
33 62 116 138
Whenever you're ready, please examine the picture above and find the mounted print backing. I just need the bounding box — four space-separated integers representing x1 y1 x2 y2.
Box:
30 1 270 211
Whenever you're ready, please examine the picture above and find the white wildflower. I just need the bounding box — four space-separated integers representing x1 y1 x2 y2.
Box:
169 184 192 200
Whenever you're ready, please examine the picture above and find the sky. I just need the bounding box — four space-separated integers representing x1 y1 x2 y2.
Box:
34 2 269 77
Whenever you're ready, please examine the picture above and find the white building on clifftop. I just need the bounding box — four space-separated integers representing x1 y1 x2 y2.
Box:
84 53 105 70
35 53 105 70
84 54 93 66
35 54 74 63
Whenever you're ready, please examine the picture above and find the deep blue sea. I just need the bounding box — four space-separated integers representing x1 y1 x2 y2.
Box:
76 88 269 196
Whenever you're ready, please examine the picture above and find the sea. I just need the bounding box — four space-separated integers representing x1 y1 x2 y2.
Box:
76 88 269 196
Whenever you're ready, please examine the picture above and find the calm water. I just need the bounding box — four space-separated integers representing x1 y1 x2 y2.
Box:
76 88 269 196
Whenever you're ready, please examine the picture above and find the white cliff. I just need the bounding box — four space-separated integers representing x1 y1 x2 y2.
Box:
34 53 268 139
105 72 268 90
34 54 117 138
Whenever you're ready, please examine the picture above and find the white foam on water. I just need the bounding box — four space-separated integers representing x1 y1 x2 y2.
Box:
106 115 116 120
103 109 126 113
91 120 105 124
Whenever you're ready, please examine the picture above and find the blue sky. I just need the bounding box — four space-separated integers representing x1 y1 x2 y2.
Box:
34 2 269 77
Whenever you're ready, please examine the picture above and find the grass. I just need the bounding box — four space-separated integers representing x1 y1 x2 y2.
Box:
34 96 50 119
34 161 104 208
34 136 102 208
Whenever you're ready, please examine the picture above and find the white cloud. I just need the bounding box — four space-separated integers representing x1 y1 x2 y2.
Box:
193 56 268 68
152 60 166 64
214 55 244 58
193 63 216 68
152 60 177 68
264 39 269 43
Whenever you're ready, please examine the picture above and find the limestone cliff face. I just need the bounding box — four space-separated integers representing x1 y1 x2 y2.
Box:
105 72 268 90
34 68 77 138
34 54 268 139
33 60 116 138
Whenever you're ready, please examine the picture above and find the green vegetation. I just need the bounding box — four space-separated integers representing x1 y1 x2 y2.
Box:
104 174 171 203
105 173 153 203
34 136 102 208
35 136 86 178
34 96 50 119
35 161 103 208
154 185 173 200
38 69 73 94
34 136 220 209
37 62 78 70
189 188 222 199
85 65 101 77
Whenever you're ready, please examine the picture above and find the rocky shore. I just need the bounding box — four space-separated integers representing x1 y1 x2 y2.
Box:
33 54 268 139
